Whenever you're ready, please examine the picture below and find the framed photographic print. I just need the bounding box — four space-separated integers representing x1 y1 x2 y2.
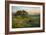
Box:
5 1 45 34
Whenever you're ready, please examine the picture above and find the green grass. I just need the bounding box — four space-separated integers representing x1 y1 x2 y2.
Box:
12 15 40 28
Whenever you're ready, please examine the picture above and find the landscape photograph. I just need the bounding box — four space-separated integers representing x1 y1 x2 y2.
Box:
12 6 40 28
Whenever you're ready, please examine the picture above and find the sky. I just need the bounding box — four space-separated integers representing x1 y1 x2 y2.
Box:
12 6 40 15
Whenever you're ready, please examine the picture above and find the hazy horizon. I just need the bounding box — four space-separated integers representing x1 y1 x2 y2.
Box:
12 6 40 15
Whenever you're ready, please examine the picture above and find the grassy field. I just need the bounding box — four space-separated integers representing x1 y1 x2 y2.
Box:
12 15 40 28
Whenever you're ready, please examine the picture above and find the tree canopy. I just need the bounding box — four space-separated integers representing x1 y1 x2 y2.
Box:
15 10 28 16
